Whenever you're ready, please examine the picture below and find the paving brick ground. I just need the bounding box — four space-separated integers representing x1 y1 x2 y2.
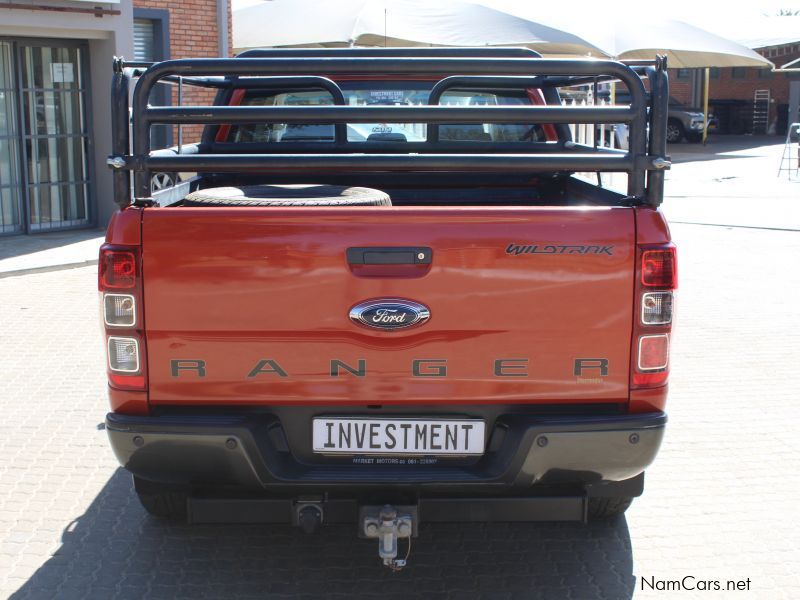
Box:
1 141 799 598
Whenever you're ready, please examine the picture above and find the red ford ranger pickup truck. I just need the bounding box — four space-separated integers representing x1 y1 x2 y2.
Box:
101 48 675 569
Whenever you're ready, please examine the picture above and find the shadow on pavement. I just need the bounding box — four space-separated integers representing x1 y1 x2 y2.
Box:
11 469 635 600
668 151 761 165
668 134 783 164
0 229 104 261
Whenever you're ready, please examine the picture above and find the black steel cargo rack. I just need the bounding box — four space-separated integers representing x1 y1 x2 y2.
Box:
108 47 670 209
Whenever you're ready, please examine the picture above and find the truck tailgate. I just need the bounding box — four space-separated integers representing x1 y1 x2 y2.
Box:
142 206 635 406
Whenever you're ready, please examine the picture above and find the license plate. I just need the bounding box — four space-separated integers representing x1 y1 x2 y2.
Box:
312 418 485 455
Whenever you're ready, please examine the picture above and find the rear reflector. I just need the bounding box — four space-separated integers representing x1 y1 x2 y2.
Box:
637 334 670 371
103 294 136 327
641 248 677 288
108 336 140 373
641 291 673 325
100 250 136 289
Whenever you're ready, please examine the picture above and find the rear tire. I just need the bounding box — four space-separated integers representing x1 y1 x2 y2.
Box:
184 184 391 207
133 476 188 521
588 496 634 519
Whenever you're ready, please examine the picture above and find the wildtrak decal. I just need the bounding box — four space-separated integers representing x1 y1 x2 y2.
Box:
506 243 614 256
169 358 609 378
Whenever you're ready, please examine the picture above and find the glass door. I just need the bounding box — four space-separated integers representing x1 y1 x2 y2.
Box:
20 42 91 231
0 41 22 234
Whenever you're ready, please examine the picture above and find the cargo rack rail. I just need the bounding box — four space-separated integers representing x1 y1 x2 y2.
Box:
108 47 670 209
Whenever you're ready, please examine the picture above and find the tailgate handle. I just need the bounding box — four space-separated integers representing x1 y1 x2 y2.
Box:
347 247 432 265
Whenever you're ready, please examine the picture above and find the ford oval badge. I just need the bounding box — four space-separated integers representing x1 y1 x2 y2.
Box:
349 299 430 331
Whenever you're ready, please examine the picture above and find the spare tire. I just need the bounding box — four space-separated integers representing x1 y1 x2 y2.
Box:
183 184 391 207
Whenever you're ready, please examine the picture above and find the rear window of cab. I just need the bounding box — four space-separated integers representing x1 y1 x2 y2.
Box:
223 81 549 144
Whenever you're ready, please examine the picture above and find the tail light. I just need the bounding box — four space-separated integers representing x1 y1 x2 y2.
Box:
641 248 677 287
99 250 136 288
641 291 673 325
103 294 136 326
637 334 670 370
632 245 676 389
99 245 146 390
108 336 141 372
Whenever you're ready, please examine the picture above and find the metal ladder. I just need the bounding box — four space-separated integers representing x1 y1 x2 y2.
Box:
753 89 771 134
777 122 800 179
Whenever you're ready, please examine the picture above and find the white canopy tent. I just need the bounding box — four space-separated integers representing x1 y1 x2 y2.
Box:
233 0 608 55
233 0 776 142
492 6 772 68
485 4 774 142
234 0 773 68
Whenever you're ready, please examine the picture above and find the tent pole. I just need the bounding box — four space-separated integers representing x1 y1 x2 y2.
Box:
610 79 616 149
703 67 710 145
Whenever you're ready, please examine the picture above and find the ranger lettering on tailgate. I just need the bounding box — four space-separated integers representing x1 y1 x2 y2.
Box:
168 358 611 378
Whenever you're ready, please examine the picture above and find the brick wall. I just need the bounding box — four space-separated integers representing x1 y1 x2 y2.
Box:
134 0 232 143
708 49 799 105
665 76 694 105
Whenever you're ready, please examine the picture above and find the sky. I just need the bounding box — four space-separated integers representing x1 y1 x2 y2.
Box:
230 0 800 45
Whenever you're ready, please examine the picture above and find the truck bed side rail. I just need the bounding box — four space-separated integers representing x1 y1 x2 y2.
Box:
108 51 670 208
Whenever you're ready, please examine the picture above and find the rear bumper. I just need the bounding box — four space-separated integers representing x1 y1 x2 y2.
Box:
106 409 666 493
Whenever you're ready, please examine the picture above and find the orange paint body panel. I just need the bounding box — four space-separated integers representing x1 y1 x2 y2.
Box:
629 385 668 413
105 207 142 245
107 386 149 415
141 206 636 406
635 207 672 245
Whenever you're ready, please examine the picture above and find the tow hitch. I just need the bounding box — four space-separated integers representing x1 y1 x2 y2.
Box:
361 505 415 571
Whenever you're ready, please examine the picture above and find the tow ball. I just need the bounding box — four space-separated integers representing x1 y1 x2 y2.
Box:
362 505 414 571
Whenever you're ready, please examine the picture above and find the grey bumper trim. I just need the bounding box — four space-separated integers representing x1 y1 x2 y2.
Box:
106 411 666 490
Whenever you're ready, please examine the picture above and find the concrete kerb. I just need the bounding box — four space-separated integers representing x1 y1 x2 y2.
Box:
0 230 105 280
0 259 100 279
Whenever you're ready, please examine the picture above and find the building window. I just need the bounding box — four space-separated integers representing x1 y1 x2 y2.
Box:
0 42 23 233
731 67 747 79
134 19 157 62
0 40 92 235
758 68 773 79
709 67 720 79
676 68 691 79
